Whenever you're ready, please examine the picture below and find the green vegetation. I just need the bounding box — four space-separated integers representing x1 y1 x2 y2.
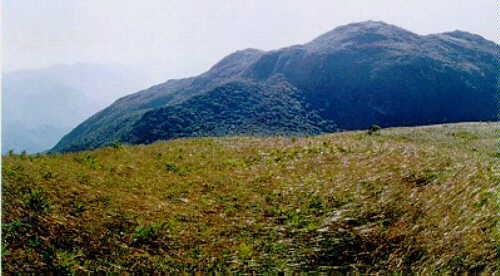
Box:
127 81 336 146
2 122 498 273
367 124 382 135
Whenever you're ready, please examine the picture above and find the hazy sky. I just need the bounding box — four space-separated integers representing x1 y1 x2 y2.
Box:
3 0 498 79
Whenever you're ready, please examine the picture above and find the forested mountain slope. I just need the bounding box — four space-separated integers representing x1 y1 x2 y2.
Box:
52 21 498 152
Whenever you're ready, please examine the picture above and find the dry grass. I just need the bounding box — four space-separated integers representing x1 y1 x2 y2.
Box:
2 122 498 273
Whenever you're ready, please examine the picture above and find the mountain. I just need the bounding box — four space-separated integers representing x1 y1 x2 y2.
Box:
52 21 498 152
2 64 158 154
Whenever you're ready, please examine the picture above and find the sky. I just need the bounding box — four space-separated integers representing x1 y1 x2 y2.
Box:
3 0 498 80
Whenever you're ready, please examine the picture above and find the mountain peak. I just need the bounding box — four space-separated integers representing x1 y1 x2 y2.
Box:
439 30 491 43
340 20 392 28
306 21 419 51
425 30 497 54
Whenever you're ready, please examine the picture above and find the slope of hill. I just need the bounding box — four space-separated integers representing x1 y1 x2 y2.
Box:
3 122 498 273
2 64 157 154
52 21 498 152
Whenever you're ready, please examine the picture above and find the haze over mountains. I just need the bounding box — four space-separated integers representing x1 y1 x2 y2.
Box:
2 64 160 153
51 21 498 152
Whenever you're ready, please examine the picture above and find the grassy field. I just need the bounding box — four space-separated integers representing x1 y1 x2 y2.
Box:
2 122 499 273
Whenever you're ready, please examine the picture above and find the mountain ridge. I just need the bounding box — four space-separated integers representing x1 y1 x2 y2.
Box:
51 21 498 152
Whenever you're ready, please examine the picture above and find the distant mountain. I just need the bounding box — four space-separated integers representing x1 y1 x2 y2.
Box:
2 64 157 153
52 21 498 152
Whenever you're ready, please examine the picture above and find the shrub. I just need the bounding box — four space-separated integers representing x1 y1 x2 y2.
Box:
74 154 99 169
132 223 165 245
367 124 382 135
54 250 81 273
110 141 123 149
164 162 188 176
25 188 50 213
72 201 86 215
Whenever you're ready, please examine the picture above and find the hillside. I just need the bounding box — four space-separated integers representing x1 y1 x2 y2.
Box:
52 21 498 152
4 122 499 273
